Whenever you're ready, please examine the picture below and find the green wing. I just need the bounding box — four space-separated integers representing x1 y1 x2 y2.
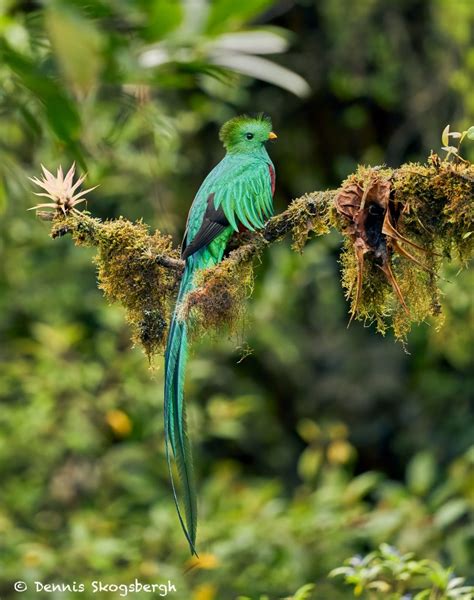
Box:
211 158 274 232
184 155 274 247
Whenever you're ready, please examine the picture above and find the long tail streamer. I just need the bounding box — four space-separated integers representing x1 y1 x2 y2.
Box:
164 260 198 555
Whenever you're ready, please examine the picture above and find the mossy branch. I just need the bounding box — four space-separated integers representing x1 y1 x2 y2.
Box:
32 155 473 356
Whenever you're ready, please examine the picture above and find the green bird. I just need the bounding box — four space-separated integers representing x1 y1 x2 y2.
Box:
164 114 277 554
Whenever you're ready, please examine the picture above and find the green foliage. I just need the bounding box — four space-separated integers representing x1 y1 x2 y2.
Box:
330 544 474 599
238 582 316 600
1 43 84 163
441 124 474 161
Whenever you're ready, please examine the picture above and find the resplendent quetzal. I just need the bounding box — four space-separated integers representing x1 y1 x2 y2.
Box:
164 115 277 554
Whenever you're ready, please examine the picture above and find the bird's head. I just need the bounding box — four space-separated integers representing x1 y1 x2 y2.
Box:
219 114 277 154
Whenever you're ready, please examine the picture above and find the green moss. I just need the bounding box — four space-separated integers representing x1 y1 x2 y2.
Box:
334 157 473 340
179 247 256 341
339 240 390 335
95 218 179 358
392 156 474 260
286 193 331 252
51 213 180 359
51 212 100 244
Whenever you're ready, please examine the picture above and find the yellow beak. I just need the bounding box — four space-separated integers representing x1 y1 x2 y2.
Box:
268 131 278 140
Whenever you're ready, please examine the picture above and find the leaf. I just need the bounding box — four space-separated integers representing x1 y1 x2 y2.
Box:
354 583 364 596
329 567 353 578
442 124 450 146
297 447 323 481
428 564 452 589
343 471 381 503
466 126 474 140
45 5 104 94
206 0 275 34
367 581 391 592
293 583 316 600
209 52 311 97
379 543 401 559
0 175 5 214
441 145 459 154
297 419 321 443
434 499 468 528
144 0 183 40
1 44 85 167
138 45 172 68
2 46 79 138
414 591 431 600
450 586 474 599
19 105 42 139
448 577 466 590
211 30 289 55
406 451 437 495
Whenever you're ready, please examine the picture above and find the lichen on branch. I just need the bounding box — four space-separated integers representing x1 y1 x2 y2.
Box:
30 154 473 354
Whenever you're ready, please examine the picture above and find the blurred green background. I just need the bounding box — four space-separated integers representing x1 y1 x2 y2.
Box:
0 1 473 598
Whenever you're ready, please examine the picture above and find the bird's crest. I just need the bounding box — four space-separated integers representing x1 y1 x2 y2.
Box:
219 114 273 151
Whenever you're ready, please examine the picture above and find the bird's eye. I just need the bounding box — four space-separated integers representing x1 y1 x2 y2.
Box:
245 133 254 140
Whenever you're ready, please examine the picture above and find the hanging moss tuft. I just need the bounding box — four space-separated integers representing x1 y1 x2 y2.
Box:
94 218 180 358
51 212 180 359
332 156 473 340
178 246 256 341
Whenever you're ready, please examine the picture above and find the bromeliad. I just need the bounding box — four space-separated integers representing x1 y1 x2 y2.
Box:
164 114 277 554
